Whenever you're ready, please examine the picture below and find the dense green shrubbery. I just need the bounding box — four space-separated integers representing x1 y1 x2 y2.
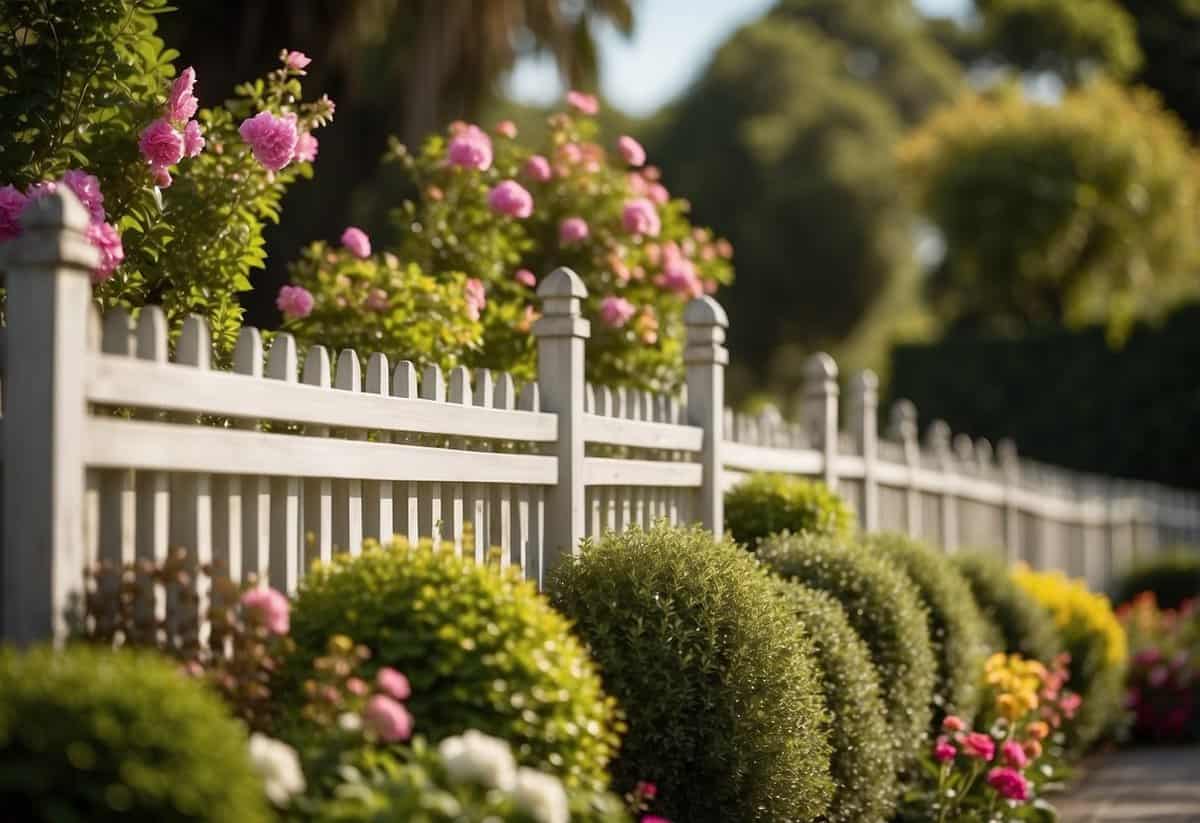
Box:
777 581 897 823
758 531 937 766
0 645 269 823
724 473 856 548
864 533 989 724
282 538 619 791
551 524 833 823
1113 549 1200 609
953 552 1063 663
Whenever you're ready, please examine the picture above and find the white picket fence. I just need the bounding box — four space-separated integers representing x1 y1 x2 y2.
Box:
2 190 1198 644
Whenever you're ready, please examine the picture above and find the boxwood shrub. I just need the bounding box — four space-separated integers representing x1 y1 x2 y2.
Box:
1112 550 1200 609
0 645 269 823
952 552 1062 663
758 531 937 766
282 538 620 791
777 580 897 823
725 472 855 548
550 524 833 823
863 533 989 724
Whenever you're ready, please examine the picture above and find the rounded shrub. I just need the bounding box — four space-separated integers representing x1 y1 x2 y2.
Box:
758 531 937 766
283 538 619 791
863 533 989 724
0 645 269 823
724 472 855 548
550 523 833 823
1112 549 1200 609
952 552 1063 664
777 580 897 823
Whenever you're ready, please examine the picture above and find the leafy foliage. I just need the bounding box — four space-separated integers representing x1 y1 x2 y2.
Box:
550 524 834 823
724 472 856 549
952 553 1064 664
0 644 269 823
758 531 938 767
1112 550 1200 609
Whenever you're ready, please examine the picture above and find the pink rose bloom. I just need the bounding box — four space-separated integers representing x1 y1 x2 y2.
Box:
166 67 199 124
495 120 518 138
1001 740 1028 769
962 732 996 761
566 90 599 115
341 226 371 258
933 735 957 763
618 135 646 167
240 587 290 635
139 117 185 168
86 221 124 283
346 677 368 697
942 715 966 733
447 124 493 171
599 296 636 328
648 182 670 205
559 216 589 245
987 767 1030 802
183 120 205 158
464 278 486 321
523 155 553 182
152 166 173 189
487 180 534 219
62 170 106 223
558 142 583 165
376 667 411 700
283 50 312 71
364 288 389 312
239 111 299 172
1060 692 1082 718
622 198 661 237
0 185 27 242
363 694 413 742
657 258 702 299
276 284 315 319
515 268 536 288
294 132 319 163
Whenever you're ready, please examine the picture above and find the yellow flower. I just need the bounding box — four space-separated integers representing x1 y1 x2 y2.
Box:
996 693 1023 721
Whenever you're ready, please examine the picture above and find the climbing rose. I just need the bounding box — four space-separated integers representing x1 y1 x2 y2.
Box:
487 180 534 219
962 732 996 761
340 226 371 259
86 221 124 283
0 185 26 242
376 667 411 701
942 715 966 733
294 132 319 163
241 587 290 634
276 284 315 320
559 217 589 245
1002 740 1029 769
933 735 957 763
514 269 536 288
657 253 702 298
182 120 206 158
139 117 185 168
447 124 492 171
622 198 661 237
1060 692 1082 719
239 111 299 172
166 67 199 124
618 135 646 167
599 296 636 328
62 170 106 223
987 767 1030 802
152 167 173 189
523 155 553 182
465 278 486 321
495 120 518 138
648 182 669 205
283 50 311 71
566 90 599 115
363 694 413 743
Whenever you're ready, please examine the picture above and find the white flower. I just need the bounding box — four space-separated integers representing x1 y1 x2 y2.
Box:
248 733 306 807
338 712 362 733
437 729 517 790
512 767 569 823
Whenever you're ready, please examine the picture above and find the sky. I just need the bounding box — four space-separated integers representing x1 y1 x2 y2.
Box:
507 0 972 116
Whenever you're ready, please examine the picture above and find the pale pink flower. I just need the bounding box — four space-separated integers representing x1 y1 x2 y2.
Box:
364 288 388 312
152 166 173 189
240 587 290 635
559 217 589 245
628 173 649 196
558 143 582 165
376 667 411 700
942 715 966 733
447 124 492 171
276 284 315 320
933 735 957 763
294 132 319 163
495 120 518 138
566 90 599 115
523 155 553 183
962 732 996 761
987 767 1030 802
599 296 636 328
183 120 205 158
487 180 534 219
363 694 413 742
648 182 670 205
239 111 299 172
166 67 199 124
283 50 312 71
465 278 487 320
1001 740 1028 769
657 252 702 298
617 135 646 167
0 185 27 242
622 198 661 237
340 226 371 259
1060 692 1082 719
514 268 537 288
62 170 106 223
139 117 185 168
346 677 369 697
86 221 124 283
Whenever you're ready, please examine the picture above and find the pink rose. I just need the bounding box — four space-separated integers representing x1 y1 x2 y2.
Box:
341 226 371 259
933 735 957 763
276 284 315 320
514 268 536 288
495 120 518 138
1001 740 1028 769
166 67 199 124
962 732 996 761
1060 692 1082 719
62 170 106 223
657 257 702 299
240 587 290 635
618 135 646 167
523 155 553 183
464 278 486 321
239 111 299 172
942 715 966 733
294 132 319 163
648 182 670 205
346 677 368 697
363 694 413 742
622 198 661 237
559 216 589 245
183 120 205 159
566 90 599 115
447 124 492 171
487 180 534 219
599 296 636 328
152 166 173 189
558 142 582 165
376 667 411 700
139 117 185 168
0 185 27 242
283 50 312 71
986 767 1030 802
86 221 124 283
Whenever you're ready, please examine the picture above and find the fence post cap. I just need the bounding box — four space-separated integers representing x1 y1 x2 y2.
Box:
684 295 728 328
536 266 587 300
2 188 98 273
804 352 838 381
849 368 879 394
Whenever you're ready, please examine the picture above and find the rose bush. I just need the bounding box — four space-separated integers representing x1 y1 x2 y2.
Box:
1117 592 1199 741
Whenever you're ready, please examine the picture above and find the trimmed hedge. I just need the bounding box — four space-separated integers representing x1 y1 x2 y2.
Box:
777 580 897 823
863 533 989 724
952 552 1063 663
725 472 856 548
283 538 620 791
758 531 937 766
1112 550 1200 609
0 645 269 823
551 524 833 823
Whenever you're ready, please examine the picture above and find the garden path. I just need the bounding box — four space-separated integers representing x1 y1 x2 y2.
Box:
1056 746 1200 822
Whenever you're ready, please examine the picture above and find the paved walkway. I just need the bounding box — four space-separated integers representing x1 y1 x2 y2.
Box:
1056 746 1200 822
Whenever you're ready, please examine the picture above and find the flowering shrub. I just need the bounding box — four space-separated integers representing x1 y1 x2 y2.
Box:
1113 550 1200 610
953 552 1063 664
1118 592 1200 741
724 473 856 549
283 95 733 390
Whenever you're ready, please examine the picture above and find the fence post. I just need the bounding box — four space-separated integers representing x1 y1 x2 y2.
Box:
534 268 589 574
848 370 879 532
684 296 728 535
803 353 839 490
926 420 956 552
997 439 1022 566
1 190 96 644
888 399 922 540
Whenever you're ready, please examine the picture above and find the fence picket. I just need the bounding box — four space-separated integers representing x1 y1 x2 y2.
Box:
470 369 495 559
268 335 301 592
448 366 471 554
490 373 515 566
332 349 364 555
419 365 446 543
363 353 394 544
299 344 333 568
392 361 421 544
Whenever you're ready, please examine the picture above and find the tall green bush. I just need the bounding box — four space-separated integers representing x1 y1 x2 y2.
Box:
724 472 856 548
953 552 1063 663
1113 549 1200 608
550 524 833 823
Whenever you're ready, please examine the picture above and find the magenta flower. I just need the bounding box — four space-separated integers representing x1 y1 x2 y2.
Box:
1001 740 1028 769
240 587 290 635
283 50 312 71
622 198 661 237
139 117 185 169
523 155 553 183
514 268 537 288
495 120 518 138
86 221 124 283
363 694 413 742
618 135 646 167
447 124 493 171
0 185 27 242
340 226 372 259
599 296 636 328
464 278 487 321
277 284 315 320
376 667 412 701
294 132 319 163
61 170 106 223
152 166 173 189
641 818 671 823
487 180 534 219
239 111 299 172
183 120 206 159
559 217 589 245
933 735 957 763
166 67 199 124
962 732 996 761
987 767 1030 802
566 90 599 115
